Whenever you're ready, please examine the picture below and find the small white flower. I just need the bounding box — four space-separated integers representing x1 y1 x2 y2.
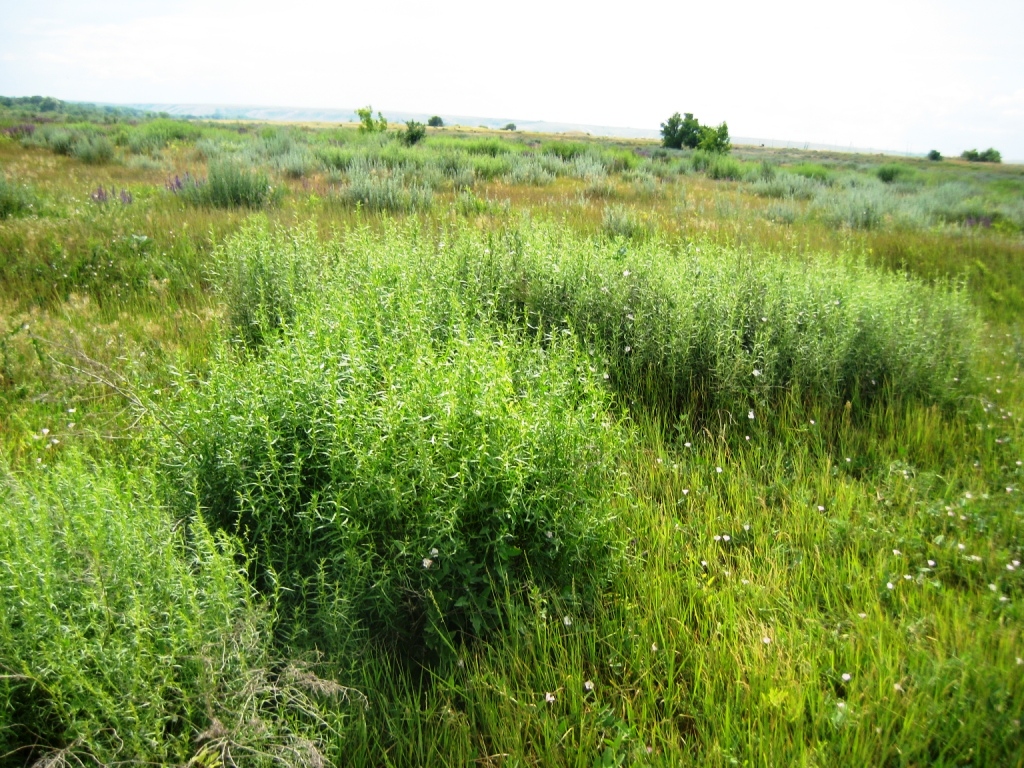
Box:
845 457 851 463
743 524 750 531
67 408 76 413
748 410 755 420
546 531 553 539
1008 564 1016 571
904 574 912 580
701 560 708 567
965 492 972 499
958 543 966 550
893 683 904 692
886 582 894 590
40 428 49 436
818 505 825 512
989 584 998 592
723 535 731 542
545 691 556 704
622 269 630 277
716 466 723 473
893 549 901 556
752 369 762 377
430 547 439 557
857 613 867 619
837 701 846 709
762 636 771 645
651 642 658 652
928 560 936 567
624 345 632 353
810 419 815 425
714 535 722 542
422 558 434 569
584 680 594 692
563 615 572 626
1014 560 1021 567
1000 596 1010 603
741 579 750 585
684 442 691 448
682 489 689 495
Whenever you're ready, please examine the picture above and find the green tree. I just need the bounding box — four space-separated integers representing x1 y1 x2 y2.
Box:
661 112 701 149
427 115 444 127
356 105 388 133
697 122 731 154
503 123 517 131
927 149 942 161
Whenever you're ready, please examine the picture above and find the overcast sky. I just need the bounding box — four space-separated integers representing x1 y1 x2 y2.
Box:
1 0 1022 159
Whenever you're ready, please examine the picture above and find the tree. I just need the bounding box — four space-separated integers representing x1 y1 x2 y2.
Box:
503 123 517 131
961 148 1001 163
427 115 444 127
660 112 701 149
697 121 731 154
356 105 388 133
402 120 426 146
927 149 942 161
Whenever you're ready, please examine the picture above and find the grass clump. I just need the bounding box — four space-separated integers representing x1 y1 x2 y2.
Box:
445 224 979 416
71 134 114 164
156 225 630 660
179 160 273 208
336 167 433 212
0 174 36 218
0 455 333 767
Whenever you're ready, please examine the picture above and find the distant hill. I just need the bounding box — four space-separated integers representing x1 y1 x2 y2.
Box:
104 101 923 157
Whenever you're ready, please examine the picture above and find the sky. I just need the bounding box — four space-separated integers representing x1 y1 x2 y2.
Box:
1 0 1022 160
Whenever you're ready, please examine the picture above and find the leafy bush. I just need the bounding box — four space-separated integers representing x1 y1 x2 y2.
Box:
180 160 272 208
927 149 942 161
157 226 629 657
356 105 388 133
402 120 427 146
697 121 731 154
428 115 444 127
0 456 328 766
502 122 517 131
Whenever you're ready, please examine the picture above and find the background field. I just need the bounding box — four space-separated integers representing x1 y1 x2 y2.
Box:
1 101 1022 767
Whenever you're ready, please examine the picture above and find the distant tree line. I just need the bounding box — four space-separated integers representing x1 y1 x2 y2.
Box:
660 112 731 153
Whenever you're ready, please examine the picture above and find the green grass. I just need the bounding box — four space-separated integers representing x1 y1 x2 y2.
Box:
1 104 1023 766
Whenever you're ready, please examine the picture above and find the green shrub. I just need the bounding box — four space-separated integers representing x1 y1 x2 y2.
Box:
0 455 328 766
961 148 1001 163
542 141 589 160
435 223 978 415
814 185 893 229
791 163 833 184
697 121 731 154
876 163 912 183
157 226 629 657
72 134 114 164
705 154 744 180
428 115 444 127
336 166 433 212
180 160 272 208
927 149 942 161
602 204 651 239
402 120 427 146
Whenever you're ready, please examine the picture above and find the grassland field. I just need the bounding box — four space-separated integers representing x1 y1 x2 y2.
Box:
1 105 1023 767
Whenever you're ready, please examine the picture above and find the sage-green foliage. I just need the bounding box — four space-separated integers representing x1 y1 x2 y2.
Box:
181 159 272 208
0 455 330 767
157 224 630 658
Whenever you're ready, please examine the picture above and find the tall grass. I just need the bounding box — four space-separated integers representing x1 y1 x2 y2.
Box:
179 160 273 208
0 454 334 766
156 224 630 659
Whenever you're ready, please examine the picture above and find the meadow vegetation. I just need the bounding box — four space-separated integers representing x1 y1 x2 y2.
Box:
1 100 1023 766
